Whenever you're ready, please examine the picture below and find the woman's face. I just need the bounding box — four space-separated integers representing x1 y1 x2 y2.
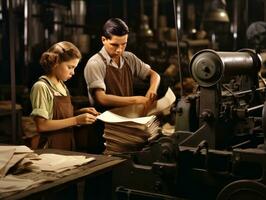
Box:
102 34 128 60
53 58 80 82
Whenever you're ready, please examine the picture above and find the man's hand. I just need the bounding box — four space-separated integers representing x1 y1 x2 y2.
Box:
146 92 157 102
142 98 157 116
145 90 157 102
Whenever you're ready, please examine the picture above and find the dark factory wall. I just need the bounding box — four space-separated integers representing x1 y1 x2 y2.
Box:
0 0 265 103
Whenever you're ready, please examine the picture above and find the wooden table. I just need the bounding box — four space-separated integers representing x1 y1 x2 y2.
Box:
1 149 125 200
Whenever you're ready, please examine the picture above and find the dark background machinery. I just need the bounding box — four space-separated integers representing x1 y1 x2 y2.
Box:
0 1 266 199
0 0 266 146
112 49 266 200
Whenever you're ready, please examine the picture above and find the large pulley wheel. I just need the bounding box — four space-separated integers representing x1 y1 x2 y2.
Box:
216 180 266 200
157 136 179 162
148 136 179 163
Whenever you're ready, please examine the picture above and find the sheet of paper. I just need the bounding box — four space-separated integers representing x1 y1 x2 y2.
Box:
0 148 16 177
1 153 29 177
0 146 34 177
147 87 176 115
31 153 96 173
0 145 33 153
0 175 35 193
97 87 176 124
97 111 156 124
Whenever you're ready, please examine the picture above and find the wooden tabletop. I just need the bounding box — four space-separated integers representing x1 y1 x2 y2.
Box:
1 149 125 200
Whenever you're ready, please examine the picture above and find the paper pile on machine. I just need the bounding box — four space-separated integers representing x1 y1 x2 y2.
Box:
98 111 159 153
97 87 176 154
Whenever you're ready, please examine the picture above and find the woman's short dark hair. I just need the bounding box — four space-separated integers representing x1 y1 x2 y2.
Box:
102 18 129 39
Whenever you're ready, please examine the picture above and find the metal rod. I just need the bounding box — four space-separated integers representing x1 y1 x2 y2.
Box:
232 0 238 50
247 104 264 113
231 140 251 149
223 87 266 97
8 0 17 144
152 0 158 30
24 0 31 85
172 0 183 97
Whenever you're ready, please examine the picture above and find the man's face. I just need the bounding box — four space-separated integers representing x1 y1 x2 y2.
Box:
102 34 128 60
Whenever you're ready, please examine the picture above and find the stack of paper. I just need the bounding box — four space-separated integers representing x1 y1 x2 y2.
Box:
0 146 39 196
0 146 96 197
0 145 33 178
30 153 95 172
97 88 176 154
0 175 36 194
98 111 159 153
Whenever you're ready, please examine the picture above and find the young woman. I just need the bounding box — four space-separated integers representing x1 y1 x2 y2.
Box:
30 41 99 150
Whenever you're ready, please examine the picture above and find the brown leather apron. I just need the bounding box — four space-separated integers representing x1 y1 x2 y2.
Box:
97 53 142 154
38 78 75 150
96 52 134 112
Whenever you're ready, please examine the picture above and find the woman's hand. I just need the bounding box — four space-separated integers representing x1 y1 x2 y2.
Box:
78 107 100 116
75 113 97 125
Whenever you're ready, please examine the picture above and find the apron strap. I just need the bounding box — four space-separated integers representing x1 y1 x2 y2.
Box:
39 77 70 96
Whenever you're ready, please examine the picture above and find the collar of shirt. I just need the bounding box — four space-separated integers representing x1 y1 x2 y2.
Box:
40 75 67 96
100 47 124 68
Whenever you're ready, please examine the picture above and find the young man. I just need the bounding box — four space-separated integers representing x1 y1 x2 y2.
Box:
84 18 160 112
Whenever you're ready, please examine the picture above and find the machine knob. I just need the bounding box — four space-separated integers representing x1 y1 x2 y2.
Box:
196 60 216 80
200 110 214 122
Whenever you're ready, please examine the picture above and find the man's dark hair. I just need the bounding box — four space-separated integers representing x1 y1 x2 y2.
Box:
102 18 129 39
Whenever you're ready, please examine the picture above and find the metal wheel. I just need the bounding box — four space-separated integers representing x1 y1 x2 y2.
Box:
216 180 266 200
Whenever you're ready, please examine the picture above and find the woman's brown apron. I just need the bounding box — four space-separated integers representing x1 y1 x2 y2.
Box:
38 78 75 150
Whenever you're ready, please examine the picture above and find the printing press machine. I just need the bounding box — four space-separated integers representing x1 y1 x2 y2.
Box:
113 49 266 200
